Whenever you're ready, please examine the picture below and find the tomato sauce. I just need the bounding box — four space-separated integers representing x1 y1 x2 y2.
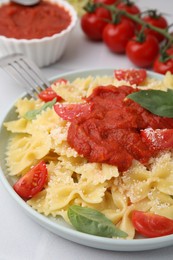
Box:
67 86 173 172
0 1 71 39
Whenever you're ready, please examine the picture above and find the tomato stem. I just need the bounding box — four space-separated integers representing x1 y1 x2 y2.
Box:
135 27 146 43
84 1 97 13
159 46 173 63
122 0 134 6
146 9 160 19
111 11 122 24
118 10 170 39
95 2 173 42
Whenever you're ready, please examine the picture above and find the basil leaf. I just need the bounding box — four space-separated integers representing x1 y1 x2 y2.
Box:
127 89 173 118
24 98 57 120
67 205 127 238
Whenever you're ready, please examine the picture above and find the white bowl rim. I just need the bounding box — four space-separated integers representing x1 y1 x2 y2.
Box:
0 0 78 43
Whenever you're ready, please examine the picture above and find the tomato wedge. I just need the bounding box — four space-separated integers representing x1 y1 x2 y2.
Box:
54 103 93 122
13 161 48 200
54 78 67 84
132 210 173 238
114 69 147 85
38 87 63 102
38 78 66 102
141 128 173 150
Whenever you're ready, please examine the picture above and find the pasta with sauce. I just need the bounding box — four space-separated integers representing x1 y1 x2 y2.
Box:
4 71 173 239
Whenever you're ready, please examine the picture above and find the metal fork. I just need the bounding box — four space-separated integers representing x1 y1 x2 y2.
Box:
0 54 49 98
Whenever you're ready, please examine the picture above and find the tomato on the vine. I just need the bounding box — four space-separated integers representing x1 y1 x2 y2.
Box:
166 47 173 55
94 0 117 4
141 10 168 43
81 5 111 41
153 46 173 74
103 19 135 53
117 0 140 15
117 0 140 26
153 56 173 74
132 210 173 238
126 33 159 67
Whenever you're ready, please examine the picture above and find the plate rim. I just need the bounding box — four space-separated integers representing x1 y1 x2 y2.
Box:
1 68 173 252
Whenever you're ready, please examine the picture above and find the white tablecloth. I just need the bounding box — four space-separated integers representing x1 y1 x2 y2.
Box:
1 1 173 259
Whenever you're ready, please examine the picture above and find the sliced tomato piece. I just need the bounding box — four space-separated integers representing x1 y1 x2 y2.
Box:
54 78 68 84
38 78 67 102
132 210 173 238
13 161 48 200
141 128 173 150
38 87 63 102
114 69 147 85
54 103 93 122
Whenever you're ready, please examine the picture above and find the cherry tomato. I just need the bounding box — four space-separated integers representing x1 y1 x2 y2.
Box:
13 161 48 200
94 0 117 4
141 128 173 150
132 210 173 238
126 34 159 68
114 69 147 85
117 0 140 27
153 55 173 74
142 12 168 43
103 19 135 53
117 0 140 15
54 103 92 122
81 7 111 41
166 47 173 55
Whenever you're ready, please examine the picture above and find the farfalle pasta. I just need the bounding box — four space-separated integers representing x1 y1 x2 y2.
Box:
4 70 173 239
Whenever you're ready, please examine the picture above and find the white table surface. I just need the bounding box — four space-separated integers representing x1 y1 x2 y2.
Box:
1 0 173 259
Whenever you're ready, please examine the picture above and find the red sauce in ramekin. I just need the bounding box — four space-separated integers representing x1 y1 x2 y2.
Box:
0 1 72 39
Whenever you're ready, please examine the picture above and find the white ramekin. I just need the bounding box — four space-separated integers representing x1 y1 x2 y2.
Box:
0 0 77 67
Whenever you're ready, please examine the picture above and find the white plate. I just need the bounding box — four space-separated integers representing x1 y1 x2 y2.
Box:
1 68 173 252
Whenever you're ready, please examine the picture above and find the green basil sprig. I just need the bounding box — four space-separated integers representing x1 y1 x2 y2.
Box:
23 98 57 120
67 205 127 238
127 89 173 118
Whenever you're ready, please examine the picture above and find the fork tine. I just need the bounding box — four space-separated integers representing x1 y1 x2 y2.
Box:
21 57 50 88
11 60 44 95
0 54 21 66
3 64 37 99
0 54 50 98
